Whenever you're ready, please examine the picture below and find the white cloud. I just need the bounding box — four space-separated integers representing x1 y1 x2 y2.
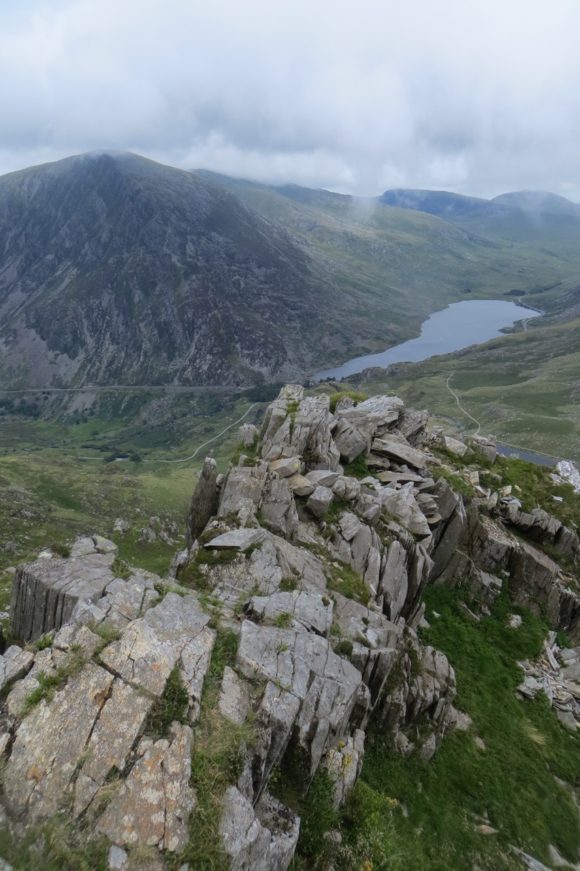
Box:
1 0 580 197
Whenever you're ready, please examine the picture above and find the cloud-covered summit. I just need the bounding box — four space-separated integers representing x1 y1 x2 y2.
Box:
1 0 580 197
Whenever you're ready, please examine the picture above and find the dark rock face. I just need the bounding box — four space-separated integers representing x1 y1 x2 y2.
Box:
186 456 219 547
0 152 335 387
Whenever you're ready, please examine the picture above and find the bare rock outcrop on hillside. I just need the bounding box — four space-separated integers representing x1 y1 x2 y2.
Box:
1 385 578 869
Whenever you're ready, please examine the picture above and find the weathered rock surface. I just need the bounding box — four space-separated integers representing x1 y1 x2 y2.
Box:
10 535 119 641
3 384 576 869
97 724 194 852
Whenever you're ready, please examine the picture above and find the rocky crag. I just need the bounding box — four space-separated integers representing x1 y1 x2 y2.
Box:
0 385 578 869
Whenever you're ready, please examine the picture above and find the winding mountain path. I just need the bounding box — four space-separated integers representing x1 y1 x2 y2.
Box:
158 403 258 464
445 374 481 435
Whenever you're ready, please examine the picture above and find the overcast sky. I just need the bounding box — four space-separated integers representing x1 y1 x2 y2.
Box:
1 0 580 198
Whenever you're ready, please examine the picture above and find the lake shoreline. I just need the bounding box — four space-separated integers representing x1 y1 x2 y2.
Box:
313 299 541 382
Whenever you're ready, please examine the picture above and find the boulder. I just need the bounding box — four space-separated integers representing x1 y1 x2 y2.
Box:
269 457 301 478
333 418 368 463
307 485 334 518
286 473 315 497
381 484 431 539
240 423 259 448
443 435 468 457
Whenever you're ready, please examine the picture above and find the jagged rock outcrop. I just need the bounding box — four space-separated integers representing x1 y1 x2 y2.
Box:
186 456 219 547
1 384 577 869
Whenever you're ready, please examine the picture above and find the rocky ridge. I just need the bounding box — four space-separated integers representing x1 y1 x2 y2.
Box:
0 385 578 869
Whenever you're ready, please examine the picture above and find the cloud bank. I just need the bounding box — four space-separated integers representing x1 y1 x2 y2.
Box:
1 0 580 197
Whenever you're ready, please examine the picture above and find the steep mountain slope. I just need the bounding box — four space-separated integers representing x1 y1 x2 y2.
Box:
2 153 580 390
0 152 344 387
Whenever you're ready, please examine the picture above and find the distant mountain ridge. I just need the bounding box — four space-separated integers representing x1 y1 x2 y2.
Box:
379 187 580 249
1 151 580 390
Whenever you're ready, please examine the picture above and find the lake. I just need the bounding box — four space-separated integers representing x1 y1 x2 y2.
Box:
313 299 539 381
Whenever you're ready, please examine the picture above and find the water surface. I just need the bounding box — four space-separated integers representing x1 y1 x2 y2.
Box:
314 299 539 381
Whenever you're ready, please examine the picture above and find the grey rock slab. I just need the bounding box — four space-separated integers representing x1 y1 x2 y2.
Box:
306 485 334 518
97 724 194 852
269 534 328 592
286 473 315 497
86 573 160 630
306 470 340 488
220 785 272 870
377 471 423 484
332 593 400 651
218 463 268 524
442 436 468 457
260 477 299 538
261 390 340 471
339 395 404 432
257 792 301 871
70 536 98 557
0 646 34 692
220 785 300 871
324 729 365 808
108 845 128 870
219 666 250 725
381 483 431 538
269 457 301 478
99 593 210 696
73 678 153 817
10 550 118 642
333 418 368 463
93 535 118 555
240 423 259 448
252 682 302 800
248 590 333 636
179 625 216 722
4 662 114 820
371 438 429 470
238 621 364 772
332 475 361 502
337 511 361 542
205 528 266 551
238 620 361 702
380 540 409 621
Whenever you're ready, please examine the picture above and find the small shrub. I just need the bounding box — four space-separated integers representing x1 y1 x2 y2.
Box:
111 557 131 580
146 665 189 738
23 647 87 713
274 612 292 628
327 561 368 604
34 633 54 651
51 542 71 558
334 639 354 658
328 390 367 413
343 454 371 479
179 630 255 869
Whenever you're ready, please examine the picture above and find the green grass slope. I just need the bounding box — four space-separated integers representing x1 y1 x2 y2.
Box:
351 316 580 461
